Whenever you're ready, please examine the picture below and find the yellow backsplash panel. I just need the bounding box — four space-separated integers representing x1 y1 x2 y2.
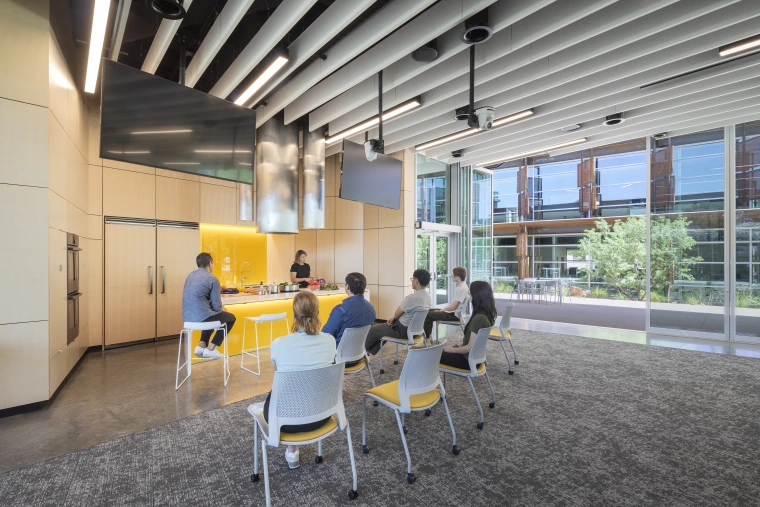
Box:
200 224 267 287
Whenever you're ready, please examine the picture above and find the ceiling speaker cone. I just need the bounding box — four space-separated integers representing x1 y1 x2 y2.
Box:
151 0 186 20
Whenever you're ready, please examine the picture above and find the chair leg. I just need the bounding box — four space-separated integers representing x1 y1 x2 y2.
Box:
365 353 376 387
440 393 459 455
467 377 485 429
485 371 496 409
379 340 385 373
394 410 415 483
499 338 513 374
401 413 407 434
394 343 399 365
251 422 260 483
345 423 358 499
361 396 370 454
175 330 190 390
509 338 519 365
222 328 230 386
316 440 323 463
262 439 271 507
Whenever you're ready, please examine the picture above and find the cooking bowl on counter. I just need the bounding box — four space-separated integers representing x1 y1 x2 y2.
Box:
268 284 279 294
290 284 300 292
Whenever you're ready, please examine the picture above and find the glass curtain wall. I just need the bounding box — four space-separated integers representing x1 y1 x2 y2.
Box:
416 154 449 224
472 170 493 282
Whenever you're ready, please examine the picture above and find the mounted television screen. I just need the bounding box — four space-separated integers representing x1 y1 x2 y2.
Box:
340 140 402 209
100 59 256 184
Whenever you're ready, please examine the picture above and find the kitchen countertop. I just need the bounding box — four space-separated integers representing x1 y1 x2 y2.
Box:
221 289 344 305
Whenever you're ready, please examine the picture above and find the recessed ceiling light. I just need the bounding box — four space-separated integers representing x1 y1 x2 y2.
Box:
719 35 760 57
84 0 111 93
131 129 193 135
325 98 421 146
475 138 588 167
416 109 534 151
235 56 289 106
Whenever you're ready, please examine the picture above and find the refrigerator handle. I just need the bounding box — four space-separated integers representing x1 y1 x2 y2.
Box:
149 266 154 295
161 266 166 294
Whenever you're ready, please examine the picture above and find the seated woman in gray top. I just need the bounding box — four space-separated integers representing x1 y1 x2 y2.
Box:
365 269 432 355
181 252 236 360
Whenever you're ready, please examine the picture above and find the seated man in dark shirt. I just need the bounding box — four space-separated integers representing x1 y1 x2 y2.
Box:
322 272 376 365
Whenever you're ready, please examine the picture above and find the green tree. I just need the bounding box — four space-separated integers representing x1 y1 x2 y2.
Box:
578 216 647 300
649 215 701 300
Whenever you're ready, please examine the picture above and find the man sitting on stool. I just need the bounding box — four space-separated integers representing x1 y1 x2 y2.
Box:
182 252 236 360
424 266 469 338
365 269 432 355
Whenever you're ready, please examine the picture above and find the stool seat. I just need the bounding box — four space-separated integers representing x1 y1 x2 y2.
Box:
183 321 222 331
247 312 287 323
242 313 289 377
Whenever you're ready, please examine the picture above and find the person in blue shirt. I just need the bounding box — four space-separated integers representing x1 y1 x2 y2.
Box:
322 272 377 352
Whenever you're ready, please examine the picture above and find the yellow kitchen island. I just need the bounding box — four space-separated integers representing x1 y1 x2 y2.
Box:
188 289 348 356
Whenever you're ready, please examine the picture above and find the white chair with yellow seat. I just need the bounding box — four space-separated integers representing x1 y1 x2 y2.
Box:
439 327 496 430
361 343 459 484
175 321 230 390
248 362 358 506
335 325 375 387
379 309 429 375
489 304 517 375
241 312 289 376
434 295 470 343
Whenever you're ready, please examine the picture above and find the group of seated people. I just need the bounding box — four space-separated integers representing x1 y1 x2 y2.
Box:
182 252 497 469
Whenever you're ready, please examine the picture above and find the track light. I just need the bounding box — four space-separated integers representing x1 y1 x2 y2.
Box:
415 109 534 151
235 55 289 106
719 35 760 57
84 0 111 93
475 138 587 167
325 98 421 146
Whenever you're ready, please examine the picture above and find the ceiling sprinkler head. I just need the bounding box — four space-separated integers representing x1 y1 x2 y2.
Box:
451 150 464 158
412 39 439 63
461 9 492 44
602 113 625 126
151 0 186 20
560 124 581 132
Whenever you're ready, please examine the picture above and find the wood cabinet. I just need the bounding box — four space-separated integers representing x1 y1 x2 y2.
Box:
157 226 199 337
105 223 157 346
200 183 237 225
156 175 200 222
103 167 156 219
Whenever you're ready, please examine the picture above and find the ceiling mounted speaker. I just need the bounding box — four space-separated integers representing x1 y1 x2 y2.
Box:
454 106 470 121
451 150 464 158
151 0 186 20
412 39 438 62
461 9 492 44
602 113 625 126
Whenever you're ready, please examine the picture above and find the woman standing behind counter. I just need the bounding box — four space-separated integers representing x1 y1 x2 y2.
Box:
290 250 313 288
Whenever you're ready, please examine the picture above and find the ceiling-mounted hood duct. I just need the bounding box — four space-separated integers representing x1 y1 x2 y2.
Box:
301 126 326 229
255 113 299 234
239 183 254 222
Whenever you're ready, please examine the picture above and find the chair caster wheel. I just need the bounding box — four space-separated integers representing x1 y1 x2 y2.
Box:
452 445 460 455
393 360 399 365
348 490 358 500
514 360 519 365
477 422 484 430
373 400 379 407
403 426 408 434
251 473 260 483
508 370 514 375
315 456 323 464
362 445 370 455
488 402 495 409
424 409 431 417
407 473 416 484
380 369 385 374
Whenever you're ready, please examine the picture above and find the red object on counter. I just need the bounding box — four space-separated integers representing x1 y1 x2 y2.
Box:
308 280 321 291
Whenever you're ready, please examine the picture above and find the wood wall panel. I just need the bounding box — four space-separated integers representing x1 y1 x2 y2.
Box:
157 176 200 222
200 183 236 225
103 167 156 219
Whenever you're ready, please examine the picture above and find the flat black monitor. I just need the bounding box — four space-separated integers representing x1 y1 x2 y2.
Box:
339 140 402 209
100 59 256 184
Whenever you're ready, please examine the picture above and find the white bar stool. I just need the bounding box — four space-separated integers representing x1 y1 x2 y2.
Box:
241 312 289 376
176 321 230 390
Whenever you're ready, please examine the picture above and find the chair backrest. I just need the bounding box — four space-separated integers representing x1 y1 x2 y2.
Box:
335 325 371 363
396 343 445 413
467 327 492 374
406 309 429 342
267 362 346 445
457 295 471 319
500 304 514 334
257 312 287 322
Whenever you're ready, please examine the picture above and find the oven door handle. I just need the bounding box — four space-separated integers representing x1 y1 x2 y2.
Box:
67 293 82 300
67 246 82 252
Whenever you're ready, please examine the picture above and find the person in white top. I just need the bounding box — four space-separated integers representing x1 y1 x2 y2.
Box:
424 267 469 338
257 290 336 470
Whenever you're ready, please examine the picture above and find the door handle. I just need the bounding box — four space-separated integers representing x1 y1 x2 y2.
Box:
161 266 166 294
149 266 154 294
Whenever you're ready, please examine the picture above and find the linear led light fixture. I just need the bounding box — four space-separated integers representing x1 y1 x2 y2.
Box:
235 56 289 106
415 109 534 151
131 129 193 135
325 97 422 146
84 0 111 93
719 35 760 57
194 149 252 153
475 138 587 167
108 150 150 154
164 162 200 165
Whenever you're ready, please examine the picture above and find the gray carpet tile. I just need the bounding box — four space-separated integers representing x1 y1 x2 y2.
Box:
2 330 760 507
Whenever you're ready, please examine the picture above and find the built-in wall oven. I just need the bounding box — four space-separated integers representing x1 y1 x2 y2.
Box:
67 234 81 344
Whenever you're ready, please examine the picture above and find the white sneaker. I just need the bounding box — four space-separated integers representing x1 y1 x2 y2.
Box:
285 449 300 469
194 346 206 358
202 348 224 360
250 401 265 415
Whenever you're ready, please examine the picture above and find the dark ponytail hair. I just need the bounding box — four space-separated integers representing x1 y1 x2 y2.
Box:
469 281 496 326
